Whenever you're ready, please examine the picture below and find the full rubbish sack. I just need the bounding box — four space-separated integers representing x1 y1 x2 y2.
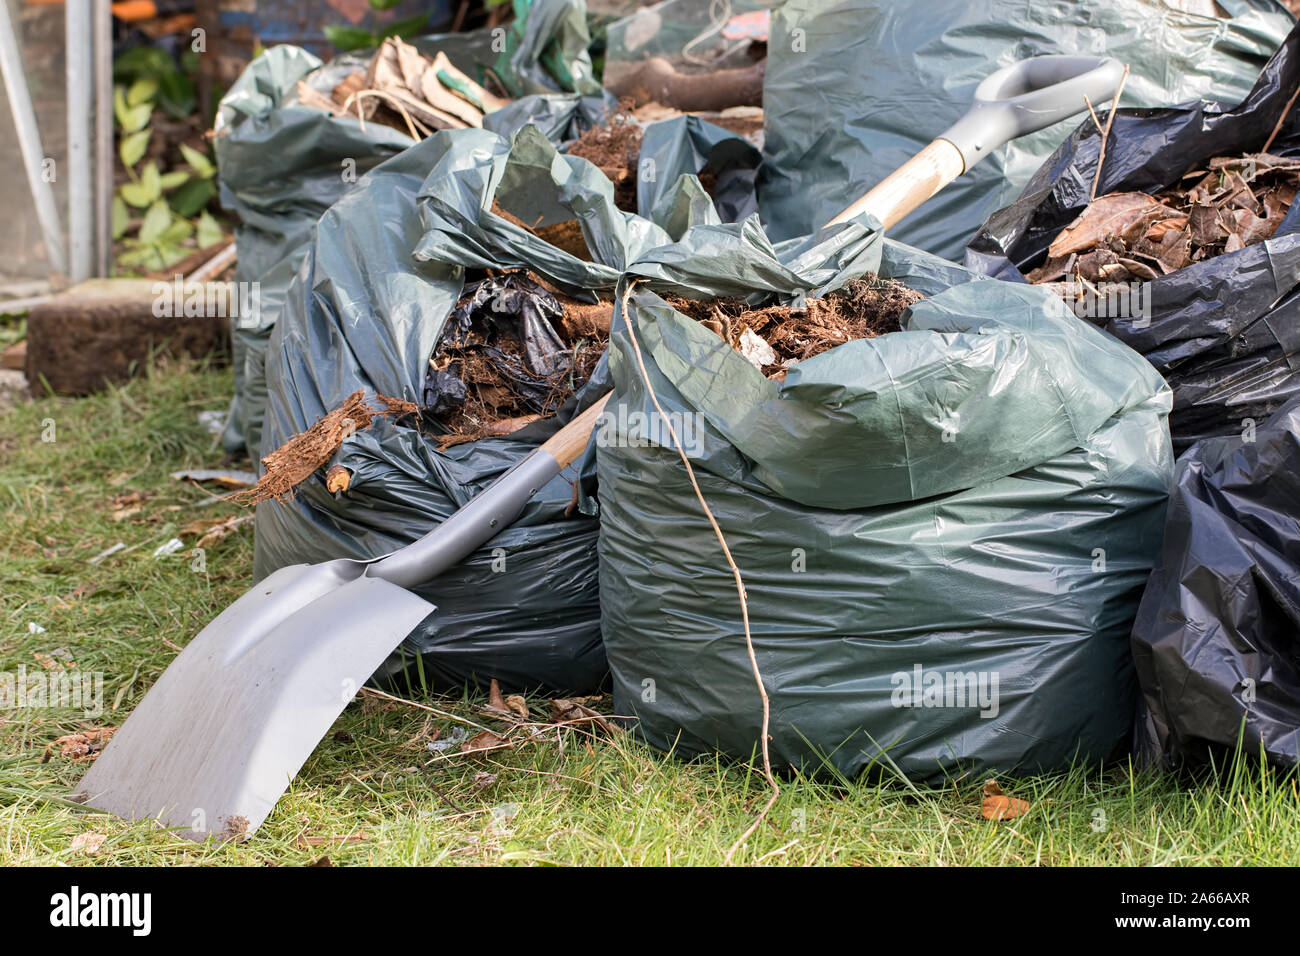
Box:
596 224 1174 782
1131 395 1300 769
216 0 605 458
965 22 1300 455
255 120 734 693
758 0 1294 260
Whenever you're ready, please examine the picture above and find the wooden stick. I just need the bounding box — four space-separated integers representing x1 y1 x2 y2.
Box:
1262 79 1300 154
1089 64 1129 203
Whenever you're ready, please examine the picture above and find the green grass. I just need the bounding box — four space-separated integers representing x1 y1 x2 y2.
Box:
1 359 1297 866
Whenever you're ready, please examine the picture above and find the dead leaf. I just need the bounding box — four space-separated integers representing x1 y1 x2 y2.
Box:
1048 193 1164 257
504 694 528 720
461 730 507 754
981 780 1031 821
42 727 116 763
70 832 106 856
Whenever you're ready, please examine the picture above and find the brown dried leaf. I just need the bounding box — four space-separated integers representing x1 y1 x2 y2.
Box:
70 831 106 856
460 730 507 754
1048 193 1163 258
981 780 1031 821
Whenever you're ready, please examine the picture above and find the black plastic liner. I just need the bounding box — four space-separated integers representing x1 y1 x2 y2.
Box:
1131 395 1300 768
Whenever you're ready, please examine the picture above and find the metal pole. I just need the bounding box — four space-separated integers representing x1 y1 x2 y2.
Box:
66 0 94 283
0 0 67 275
93 0 113 277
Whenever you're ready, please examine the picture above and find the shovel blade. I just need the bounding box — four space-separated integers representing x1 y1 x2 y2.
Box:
75 563 434 842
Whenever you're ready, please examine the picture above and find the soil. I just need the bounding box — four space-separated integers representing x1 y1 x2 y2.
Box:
566 103 645 213
490 201 593 261
668 276 923 379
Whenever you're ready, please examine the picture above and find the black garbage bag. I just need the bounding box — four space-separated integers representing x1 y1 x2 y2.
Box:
256 120 730 694
965 22 1300 455
595 218 1174 783
758 0 1293 260
1131 396 1300 768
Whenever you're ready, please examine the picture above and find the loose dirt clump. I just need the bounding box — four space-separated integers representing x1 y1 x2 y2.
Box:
668 276 923 379
1027 152 1300 287
566 102 644 213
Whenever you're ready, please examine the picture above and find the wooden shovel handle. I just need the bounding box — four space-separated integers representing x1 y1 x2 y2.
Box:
540 392 610 470
827 139 966 232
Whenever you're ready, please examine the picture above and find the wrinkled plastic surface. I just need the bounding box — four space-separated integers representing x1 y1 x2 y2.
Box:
1131 396 1300 768
215 5 606 457
255 122 736 693
214 46 414 457
759 0 1294 260
966 23 1300 454
597 222 1174 783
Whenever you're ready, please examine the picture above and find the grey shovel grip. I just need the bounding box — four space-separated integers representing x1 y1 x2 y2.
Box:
365 450 563 591
940 55 1125 171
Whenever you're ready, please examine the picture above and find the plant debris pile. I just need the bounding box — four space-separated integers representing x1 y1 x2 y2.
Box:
489 200 593 261
566 102 645 212
668 276 923 379
1027 152 1300 285
243 390 418 502
296 37 510 137
427 273 607 447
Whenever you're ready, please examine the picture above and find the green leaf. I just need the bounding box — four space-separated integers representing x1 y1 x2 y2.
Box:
140 162 163 202
113 86 129 127
112 46 175 84
119 181 154 209
121 103 152 133
126 77 158 107
139 201 173 244
323 25 378 51
111 196 130 240
179 143 215 179
160 218 194 245
160 170 191 191
369 0 403 9
157 243 193 269
384 12 430 40
196 211 224 249
157 72 197 121
167 178 216 218
119 129 151 169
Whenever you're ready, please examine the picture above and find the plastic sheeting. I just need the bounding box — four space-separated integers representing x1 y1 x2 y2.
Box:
597 222 1174 783
1131 396 1300 768
758 0 1294 261
215 0 605 458
965 22 1300 455
254 121 737 693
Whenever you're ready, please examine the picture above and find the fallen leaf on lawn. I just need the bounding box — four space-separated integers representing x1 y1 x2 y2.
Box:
42 727 116 763
550 698 618 736
488 678 507 712
461 730 507 754
981 780 1031 821
504 694 528 720
1048 192 1165 258
70 832 106 855
70 832 106 856
473 771 498 788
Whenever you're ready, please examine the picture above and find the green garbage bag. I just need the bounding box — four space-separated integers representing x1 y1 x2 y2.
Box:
597 221 1175 781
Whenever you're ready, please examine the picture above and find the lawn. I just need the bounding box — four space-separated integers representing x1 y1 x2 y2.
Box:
1 360 1297 866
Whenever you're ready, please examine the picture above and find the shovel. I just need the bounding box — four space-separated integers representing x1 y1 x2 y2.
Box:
75 54 1122 841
